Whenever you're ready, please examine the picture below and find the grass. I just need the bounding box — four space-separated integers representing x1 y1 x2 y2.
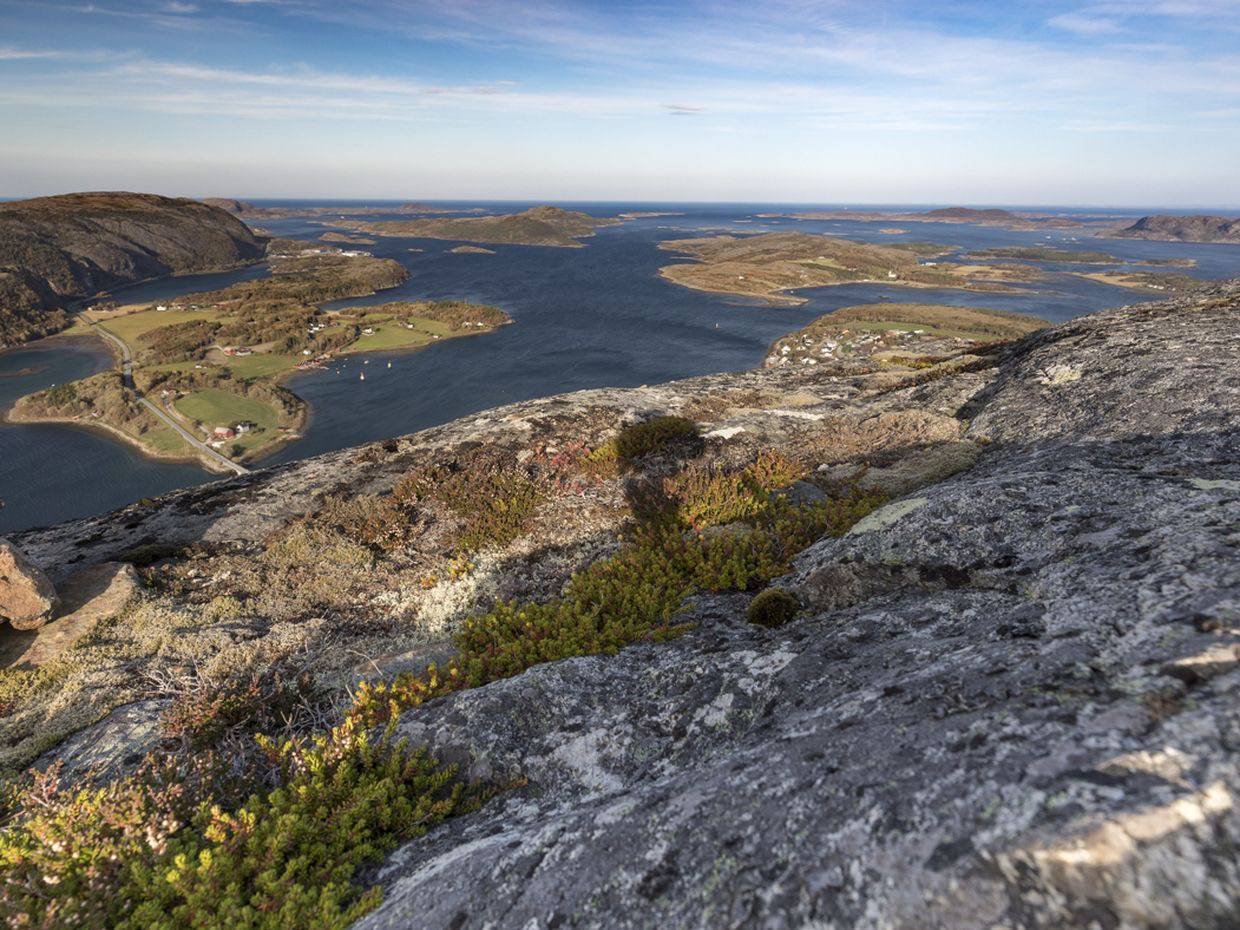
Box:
221 352 301 380
174 389 286 453
343 318 450 353
101 308 222 344
140 425 194 455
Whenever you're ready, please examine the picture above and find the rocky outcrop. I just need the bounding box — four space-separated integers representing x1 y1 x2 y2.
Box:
7 283 1240 929
0 191 265 346
0 539 58 629
351 285 1239 929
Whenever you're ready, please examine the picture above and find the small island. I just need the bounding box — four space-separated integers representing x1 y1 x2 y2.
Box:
764 302 1049 367
755 206 1101 231
449 245 496 254
7 248 511 469
335 205 621 248
657 232 1044 304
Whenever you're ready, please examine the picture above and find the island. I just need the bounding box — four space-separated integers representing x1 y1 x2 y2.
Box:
449 245 496 255
201 199 485 219
7 247 511 468
657 232 1044 304
334 205 621 248
0 192 263 348
754 206 1105 231
764 302 1048 367
1103 214 1240 243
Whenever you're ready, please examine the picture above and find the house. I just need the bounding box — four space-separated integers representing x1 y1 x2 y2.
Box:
155 304 169 312
361 327 376 335
234 421 256 434
212 426 237 440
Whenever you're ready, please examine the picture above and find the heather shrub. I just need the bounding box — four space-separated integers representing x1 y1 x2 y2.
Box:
612 415 699 462
395 464 543 553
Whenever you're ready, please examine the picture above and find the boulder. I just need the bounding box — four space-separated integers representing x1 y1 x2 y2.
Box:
0 539 58 630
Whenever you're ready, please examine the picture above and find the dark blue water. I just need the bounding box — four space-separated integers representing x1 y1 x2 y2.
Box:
3 202 1239 533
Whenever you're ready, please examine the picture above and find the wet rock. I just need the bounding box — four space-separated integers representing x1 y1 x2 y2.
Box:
0 538 58 630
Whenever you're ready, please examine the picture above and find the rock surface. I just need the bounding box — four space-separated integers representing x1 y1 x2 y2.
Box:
352 286 1240 929
0 539 58 629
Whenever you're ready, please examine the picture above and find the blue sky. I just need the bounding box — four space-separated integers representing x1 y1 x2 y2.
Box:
1 0 1238 205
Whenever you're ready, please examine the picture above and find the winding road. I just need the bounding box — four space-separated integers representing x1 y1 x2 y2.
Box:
89 320 250 476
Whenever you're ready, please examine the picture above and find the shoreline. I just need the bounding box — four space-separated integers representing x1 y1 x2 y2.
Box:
2 404 228 473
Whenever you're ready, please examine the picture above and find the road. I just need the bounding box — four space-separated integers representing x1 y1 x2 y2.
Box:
88 319 250 476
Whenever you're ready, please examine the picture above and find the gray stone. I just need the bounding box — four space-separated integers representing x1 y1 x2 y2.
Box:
0 538 58 629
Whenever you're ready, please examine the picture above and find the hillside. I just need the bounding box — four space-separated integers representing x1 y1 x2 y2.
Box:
1106 213 1240 243
1 283 1236 928
338 205 621 247
0 192 264 347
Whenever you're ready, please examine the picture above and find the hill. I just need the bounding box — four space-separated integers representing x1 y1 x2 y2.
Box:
0 192 264 347
1106 214 1240 243
3 283 1237 929
338 205 621 247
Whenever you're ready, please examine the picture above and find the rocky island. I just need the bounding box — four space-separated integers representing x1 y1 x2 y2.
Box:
758 206 1101 231
0 281 1235 929
0 192 264 348
336 205 621 248
658 232 1043 303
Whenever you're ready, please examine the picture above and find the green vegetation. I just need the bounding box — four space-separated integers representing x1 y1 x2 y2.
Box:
0 720 478 930
966 246 1118 264
612 415 700 464
0 445 885 928
747 588 800 628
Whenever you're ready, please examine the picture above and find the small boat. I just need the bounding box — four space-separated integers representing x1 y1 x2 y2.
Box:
359 372 365 381
387 361 392 368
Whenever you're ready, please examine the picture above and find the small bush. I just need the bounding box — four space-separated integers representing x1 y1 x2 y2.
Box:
747 588 800 628
395 465 543 553
612 416 699 464
665 450 807 529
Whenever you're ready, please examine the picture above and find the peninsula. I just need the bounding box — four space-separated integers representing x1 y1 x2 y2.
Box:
0 192 264 348
7 248 511 467
764 302 1048 367
335 205 621 247
657 231 1043 304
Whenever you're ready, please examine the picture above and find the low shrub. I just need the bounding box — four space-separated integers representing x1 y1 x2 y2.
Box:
612 416 699 464
0 719 479 930
394 464 543 553
747 588 800 628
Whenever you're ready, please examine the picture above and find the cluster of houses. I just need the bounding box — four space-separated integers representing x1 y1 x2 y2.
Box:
766 326 965 368
220 346 253 357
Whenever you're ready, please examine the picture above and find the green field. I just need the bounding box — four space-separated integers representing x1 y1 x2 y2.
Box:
139 424 193 455
343 317 454 353
222 352 300 379
102 308 222 343
175 389 280 429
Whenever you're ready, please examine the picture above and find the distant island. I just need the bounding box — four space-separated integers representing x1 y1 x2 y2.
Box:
201 199 484 220
1104 214 1240 243
765 302 1048 367
335 205 621 248
0 192 263 348
449 245 496 254
657 232 1044 304
755 206 1101 232
7 245 510 468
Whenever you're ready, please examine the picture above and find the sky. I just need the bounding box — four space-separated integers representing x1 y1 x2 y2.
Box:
1 0 1239 206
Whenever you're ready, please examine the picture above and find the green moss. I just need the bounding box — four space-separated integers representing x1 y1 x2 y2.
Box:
746 588 800 628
